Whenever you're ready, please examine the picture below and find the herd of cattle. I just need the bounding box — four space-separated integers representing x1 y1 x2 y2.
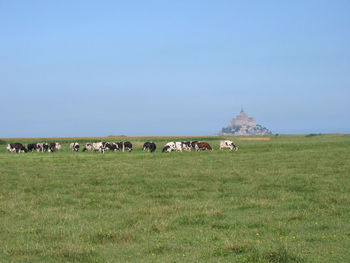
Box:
5 140 238 153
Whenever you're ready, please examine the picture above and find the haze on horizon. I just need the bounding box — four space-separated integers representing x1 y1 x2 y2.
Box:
1 1 349 138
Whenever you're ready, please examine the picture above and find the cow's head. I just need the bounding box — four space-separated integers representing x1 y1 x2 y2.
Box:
105 142 113 150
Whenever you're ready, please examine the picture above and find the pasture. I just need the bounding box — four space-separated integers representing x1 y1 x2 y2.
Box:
0 134 349 262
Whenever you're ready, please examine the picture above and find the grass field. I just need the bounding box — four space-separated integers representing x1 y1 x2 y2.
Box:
0 134 349 262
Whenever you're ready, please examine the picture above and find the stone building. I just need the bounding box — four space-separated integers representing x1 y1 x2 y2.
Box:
220 108 272 135
228 108 256 128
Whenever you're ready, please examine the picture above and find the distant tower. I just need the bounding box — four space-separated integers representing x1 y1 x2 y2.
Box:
220 107 272 135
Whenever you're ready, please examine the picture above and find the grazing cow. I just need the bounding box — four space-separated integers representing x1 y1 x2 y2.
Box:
123 141 133 152
195 142 213 151
92 142 104 153
164 142 183 152
83 143 92 152
36 142 49 152
162 145 172 152
175 142 183 152
181 141 192 151
220 140 238 151
164 142 176 152
6 143 27 153
103 142 113 151
6 144 16 152
15 143 28 153
143 142 157 152
49 142 61 152
113 141 133 152
43 143 49 152
110 142 119 151
70 142 80 152
36 143 43 152
111 142 121 152
49 143 56 152
55 142 61 151
113 142 123 152
92 142 112 153
27 143 37 152
190 141 199 150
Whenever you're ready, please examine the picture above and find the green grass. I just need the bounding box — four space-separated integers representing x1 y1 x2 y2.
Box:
0 134 349 262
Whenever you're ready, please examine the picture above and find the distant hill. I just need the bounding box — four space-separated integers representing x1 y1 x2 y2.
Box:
219 108 272 135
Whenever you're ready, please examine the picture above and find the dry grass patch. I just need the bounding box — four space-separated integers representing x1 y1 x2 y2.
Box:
239 137 272 141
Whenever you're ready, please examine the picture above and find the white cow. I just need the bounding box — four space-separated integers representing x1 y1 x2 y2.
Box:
175 142 183 152
165 142 183 152
220 140 238 151
55 142 61 151
92 142 111 153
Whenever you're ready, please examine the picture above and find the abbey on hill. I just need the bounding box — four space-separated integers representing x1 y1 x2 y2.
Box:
219 108 272 136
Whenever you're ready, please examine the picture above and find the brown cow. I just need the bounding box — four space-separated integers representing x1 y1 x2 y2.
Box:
195 142 213 151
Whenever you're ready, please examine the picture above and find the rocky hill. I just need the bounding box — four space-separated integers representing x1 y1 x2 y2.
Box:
219 108 272 136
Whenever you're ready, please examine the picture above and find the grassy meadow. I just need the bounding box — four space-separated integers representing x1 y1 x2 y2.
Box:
0 134 349 263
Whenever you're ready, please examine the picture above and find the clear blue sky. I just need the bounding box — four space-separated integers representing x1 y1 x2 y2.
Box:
1 0 349 137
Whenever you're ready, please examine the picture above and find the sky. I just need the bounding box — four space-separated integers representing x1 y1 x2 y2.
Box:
1 0 349 137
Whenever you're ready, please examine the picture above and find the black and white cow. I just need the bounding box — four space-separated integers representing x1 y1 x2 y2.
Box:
6 143 27 153
103 142 113 151
55 142 61 151
111 142 129 152
181 141 192 151
143 142 157 152
92 142 103 153
70 142 80 152
83 143 92 152
6 144 16 152
27 143 37 152
16 143 28 153
36 143 43 152
92 142 112 153
49 143 56 152
123 141 133 152
163 142 176 152
109 142 119 151
49 142 61 152
162 145 172 152
43 143 49 152
219 140 238 151
164 142 183 152
113 141 133 152
190 141 199 150
36 143 49 152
